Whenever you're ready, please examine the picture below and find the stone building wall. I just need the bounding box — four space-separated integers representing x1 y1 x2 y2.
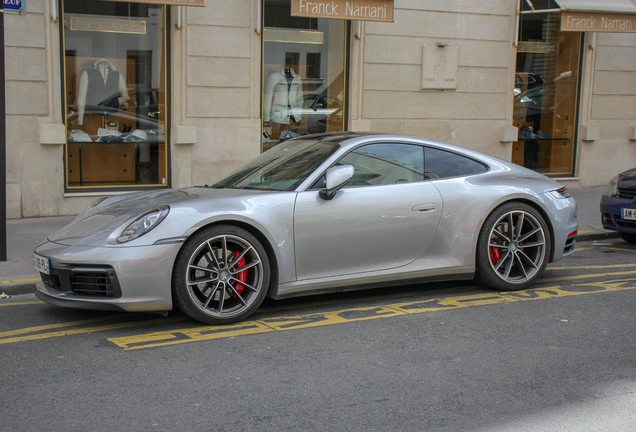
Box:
4 0 636 218
5 0 52 218
359 0 516 161
176 0 262 188
578 32 636 187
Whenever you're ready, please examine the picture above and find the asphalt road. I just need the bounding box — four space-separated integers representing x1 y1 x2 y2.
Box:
1 238 635 431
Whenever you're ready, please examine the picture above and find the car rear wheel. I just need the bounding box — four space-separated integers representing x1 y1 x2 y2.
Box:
173 225 270 325
476 202 551 291
619 232 636 243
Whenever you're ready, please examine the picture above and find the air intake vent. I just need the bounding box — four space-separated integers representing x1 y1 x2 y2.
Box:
39 265 122 298
616 219 636 230
617 188 636 201
70 269 118 297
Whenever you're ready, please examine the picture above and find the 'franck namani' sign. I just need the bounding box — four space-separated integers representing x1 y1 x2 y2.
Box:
561 12 636 33
264 29 325 44
517 42 557 53
70 16 147 34
291 0 394 23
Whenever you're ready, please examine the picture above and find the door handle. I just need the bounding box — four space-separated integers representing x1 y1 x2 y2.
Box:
412 204 437 212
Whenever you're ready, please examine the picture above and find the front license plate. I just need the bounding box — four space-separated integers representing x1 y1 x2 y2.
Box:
32 253 50 275
621 208 636 221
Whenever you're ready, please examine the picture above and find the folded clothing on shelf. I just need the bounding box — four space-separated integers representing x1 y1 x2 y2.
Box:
125 129 148 142
68 129 93 142
97 128 123 142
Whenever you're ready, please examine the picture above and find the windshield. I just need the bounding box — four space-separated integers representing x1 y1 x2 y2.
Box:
214 139 340 191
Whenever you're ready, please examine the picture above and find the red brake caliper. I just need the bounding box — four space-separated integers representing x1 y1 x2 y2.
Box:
234 251 247 295
490 245 501 264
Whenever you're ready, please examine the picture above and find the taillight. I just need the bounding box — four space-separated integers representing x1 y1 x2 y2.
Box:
550 187 572 199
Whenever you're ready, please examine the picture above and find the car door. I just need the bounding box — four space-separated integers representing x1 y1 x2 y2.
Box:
294 143 443 280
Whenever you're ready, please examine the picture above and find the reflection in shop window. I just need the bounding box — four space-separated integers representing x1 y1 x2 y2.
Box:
512 0 582 176
63 0 167 188
262 0 348 151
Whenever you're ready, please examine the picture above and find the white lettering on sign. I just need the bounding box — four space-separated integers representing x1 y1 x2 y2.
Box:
299 0 339 16
70 16 147 34
75 18 105 30
4 0 25 12
566 15 597 29
601 16 633 30
566 15 634 30
562 12 636 33
345 2 386 19
111 21 143 32
297 0 387 19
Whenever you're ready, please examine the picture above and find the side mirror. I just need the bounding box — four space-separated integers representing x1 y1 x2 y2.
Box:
319 165 354 200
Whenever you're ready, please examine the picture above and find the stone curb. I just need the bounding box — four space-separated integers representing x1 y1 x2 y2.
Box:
576 230 621 243
1 281 38 297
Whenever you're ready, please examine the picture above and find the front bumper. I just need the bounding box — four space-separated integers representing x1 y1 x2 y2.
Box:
33 240 183 313
600 195 636 234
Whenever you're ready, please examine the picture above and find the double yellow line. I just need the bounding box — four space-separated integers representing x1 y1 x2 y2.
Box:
108 279 636 350
2 262 636 350
0 315 186 345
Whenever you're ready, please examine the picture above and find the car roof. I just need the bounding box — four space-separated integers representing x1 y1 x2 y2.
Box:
302 132 489 159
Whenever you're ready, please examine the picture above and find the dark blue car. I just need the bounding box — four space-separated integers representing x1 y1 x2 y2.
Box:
600 167 636 243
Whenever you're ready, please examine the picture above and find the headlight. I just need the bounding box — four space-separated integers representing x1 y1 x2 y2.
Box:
117 206 170 243
603 175 619 198
80 197 108 215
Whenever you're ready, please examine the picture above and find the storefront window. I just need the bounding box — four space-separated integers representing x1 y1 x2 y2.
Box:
512 0 582 176
262 0 347 151
63 0 167 188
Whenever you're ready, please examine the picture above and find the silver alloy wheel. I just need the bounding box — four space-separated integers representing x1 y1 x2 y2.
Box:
186 234 264 319
487 210 546 284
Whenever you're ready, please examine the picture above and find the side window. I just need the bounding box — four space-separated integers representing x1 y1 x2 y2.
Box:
424 147 488 179
338 143 425 187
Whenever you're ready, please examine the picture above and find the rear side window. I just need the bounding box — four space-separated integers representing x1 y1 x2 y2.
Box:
338 143 425 187
424 147 488 179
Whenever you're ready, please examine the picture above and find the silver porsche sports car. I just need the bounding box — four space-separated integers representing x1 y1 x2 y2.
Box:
33 133 578 324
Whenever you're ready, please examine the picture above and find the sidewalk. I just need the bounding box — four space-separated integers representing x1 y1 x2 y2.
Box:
0 187 616 296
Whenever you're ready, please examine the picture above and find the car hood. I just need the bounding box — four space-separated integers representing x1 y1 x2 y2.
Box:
47 187 272 246
619 167 636 185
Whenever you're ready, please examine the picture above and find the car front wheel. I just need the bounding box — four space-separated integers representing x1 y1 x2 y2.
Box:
476 203 551 291
173 225 270 325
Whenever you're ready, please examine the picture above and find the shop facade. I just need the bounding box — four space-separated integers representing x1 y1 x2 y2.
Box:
5 0 636 218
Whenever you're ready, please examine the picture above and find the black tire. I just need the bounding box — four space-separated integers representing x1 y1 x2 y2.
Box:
619 232 636 244
475 202 551 291
172 225 270 325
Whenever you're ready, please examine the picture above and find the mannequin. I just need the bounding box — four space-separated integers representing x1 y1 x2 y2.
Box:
263 66 303 127
77 59 129 125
